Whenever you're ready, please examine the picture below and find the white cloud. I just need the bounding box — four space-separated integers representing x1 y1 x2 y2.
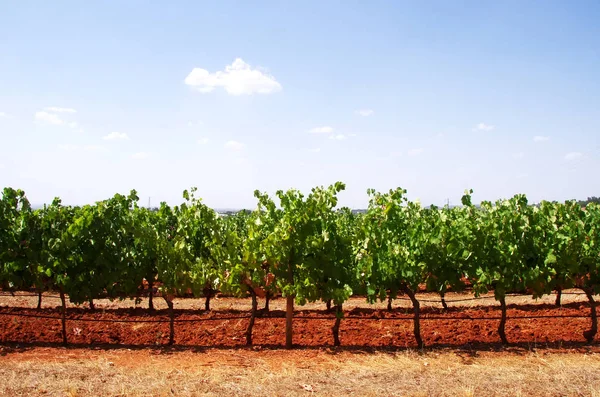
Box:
44 107 76 113
224 140 245 151
185 58 282 95
349 133 358 137
35 111 64 125
58 144 105 152
309 126 333 134
473 123 495 131
103 132 130 141
0 112 7 118
513 152 525 159
0 163 4 169
356 109 374 117
187 120 204 127
533 135 550 142
131 152 151 160
197 137 210 145
329 134 346 140
564 152 583 161
309 148 321 153
57 144 78 151
67 122 83 132
407 148 424 157
516 173 528 179
83 145 105 152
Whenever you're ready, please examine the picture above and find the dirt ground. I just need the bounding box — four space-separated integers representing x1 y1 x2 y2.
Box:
0 290 595 347
0 289 592 312
0 291 598 396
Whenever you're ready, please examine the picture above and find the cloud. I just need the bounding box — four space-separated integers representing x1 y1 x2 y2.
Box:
83 145 105 152
44 107 76 113
103 132 130 141
329 134 346 140
35 109 81 131
57 144 104 152
197 137 209 145
224 140 245 151
356 109 374 117
407 148 424 157
57 144 78 151
473 123 495 131
66 121 83 133
0 112 7 118
564 152 583 161
516 173 528 179
131 152 151 160
184 58 282 95
187 120 204 127
35 111 64 125
513 152 525 159
309 148 321 153
533 135 550 142
309 126 333 134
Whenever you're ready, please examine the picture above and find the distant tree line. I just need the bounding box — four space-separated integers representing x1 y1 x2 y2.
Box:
579 197 600 207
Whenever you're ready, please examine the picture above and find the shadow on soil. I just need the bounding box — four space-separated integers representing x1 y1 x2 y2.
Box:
0 301 591 318
1 340 598 358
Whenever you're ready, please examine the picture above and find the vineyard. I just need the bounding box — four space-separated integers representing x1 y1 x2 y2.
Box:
1 183 599 349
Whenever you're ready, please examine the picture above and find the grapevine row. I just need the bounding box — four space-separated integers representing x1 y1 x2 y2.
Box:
1 183 599 347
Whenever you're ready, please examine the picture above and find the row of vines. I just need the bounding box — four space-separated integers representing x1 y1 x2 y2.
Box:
1 183 599 348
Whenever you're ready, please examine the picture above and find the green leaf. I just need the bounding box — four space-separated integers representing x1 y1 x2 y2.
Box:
544 253 557 265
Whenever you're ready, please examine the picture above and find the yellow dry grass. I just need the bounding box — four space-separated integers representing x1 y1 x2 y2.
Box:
0 347 599 396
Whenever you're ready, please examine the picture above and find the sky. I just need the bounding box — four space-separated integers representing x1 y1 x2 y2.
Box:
1 0 599 209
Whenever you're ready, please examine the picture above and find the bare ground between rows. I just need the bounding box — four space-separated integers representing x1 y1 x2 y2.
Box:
0 301 596 349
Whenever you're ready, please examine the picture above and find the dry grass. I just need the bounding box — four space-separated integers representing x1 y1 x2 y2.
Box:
0 347 599 396
0 289 590 312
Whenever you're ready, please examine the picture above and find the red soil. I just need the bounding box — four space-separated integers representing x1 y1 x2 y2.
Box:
0 302 595 348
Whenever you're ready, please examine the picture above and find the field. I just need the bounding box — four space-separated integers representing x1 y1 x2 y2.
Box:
0 290 596 348
1 291 599 396
2 346 600 397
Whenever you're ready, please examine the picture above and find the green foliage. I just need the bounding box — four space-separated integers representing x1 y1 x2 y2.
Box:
464 194 554 299
0 188 37 291
249 182 354 305
168 187 226 298
0 184 598 311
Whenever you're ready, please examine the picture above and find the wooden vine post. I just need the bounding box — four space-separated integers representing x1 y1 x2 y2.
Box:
498 296 508 345
59 288 68 346
163 295 175 345
401 285 424 348
332 304 343 347
245 289 258 345
583 288 597 343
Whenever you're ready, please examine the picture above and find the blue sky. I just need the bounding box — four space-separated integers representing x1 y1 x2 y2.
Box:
1 1 599 208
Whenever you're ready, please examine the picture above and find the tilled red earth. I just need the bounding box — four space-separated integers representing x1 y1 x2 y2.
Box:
0 302 596 348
